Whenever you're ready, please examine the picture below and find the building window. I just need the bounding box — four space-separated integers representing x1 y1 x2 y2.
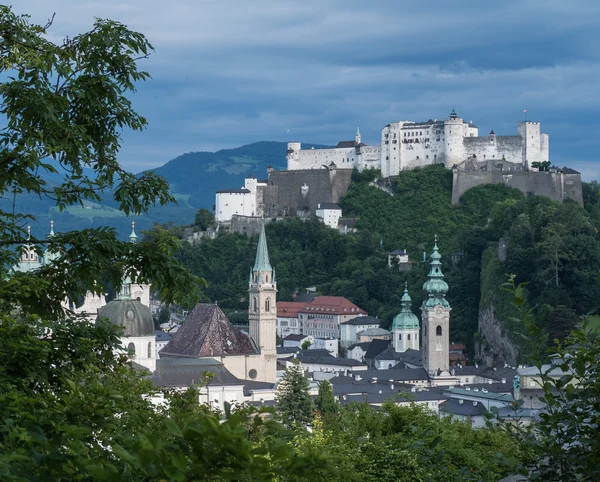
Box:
147 342 152 358
253 297 258 313
248 369 257 379
408 334 411 340
265 298 270 312
436 325 442 336
127 342 136 356
398 334 402 341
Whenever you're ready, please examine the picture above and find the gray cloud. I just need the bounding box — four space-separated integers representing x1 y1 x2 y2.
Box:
12 0 600 178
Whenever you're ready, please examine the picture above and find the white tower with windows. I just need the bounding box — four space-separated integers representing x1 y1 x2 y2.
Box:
392 283 420 353
421 237 451 377
248 222 277 381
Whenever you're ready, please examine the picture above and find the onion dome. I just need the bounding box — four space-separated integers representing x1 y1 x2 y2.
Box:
97 288 154 337
392 283 420 330
422 236 450 309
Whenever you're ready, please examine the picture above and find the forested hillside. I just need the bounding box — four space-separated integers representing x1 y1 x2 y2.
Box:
176 166 600 357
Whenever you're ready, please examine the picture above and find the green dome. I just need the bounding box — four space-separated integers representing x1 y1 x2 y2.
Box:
97 298 154 337
392 283 420 330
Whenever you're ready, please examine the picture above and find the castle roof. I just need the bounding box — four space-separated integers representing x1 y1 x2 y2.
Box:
216 188 251 194
160 304 257 358
335 140 357 148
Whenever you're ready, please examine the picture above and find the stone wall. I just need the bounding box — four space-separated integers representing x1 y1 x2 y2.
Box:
452 169 583 205
260 168 354 217
230 215 265 236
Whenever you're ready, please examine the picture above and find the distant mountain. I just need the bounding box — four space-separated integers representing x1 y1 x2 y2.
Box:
147 141 328 210
5 141 327 238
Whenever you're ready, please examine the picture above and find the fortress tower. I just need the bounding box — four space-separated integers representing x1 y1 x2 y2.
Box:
443 108 466 168
517 121 548 169
286 142 301 170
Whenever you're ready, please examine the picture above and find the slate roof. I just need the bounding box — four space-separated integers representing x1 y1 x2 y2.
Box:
216 188 251 194
297 353 367 367
342 315 381 326
357 327 391 337
160 304 257 358
348 342 372 351
348 367 430 382
242 380 276 396
317 203 341 210
400 348 422 367
443 386 514 403
338 218 357 228
561 166 580 174
374 346 405 361
440 399 488 417
155 330 172 342
153 358 243 387
335 140 357 148
293 293 317 303
389 249 408 255
342 390 447 405
364 339 391 359
283 334 308 342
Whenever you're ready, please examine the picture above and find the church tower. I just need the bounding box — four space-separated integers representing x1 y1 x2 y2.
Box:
392 283 420 353
421 237 451 376
355 126 361 145
248 222 277 381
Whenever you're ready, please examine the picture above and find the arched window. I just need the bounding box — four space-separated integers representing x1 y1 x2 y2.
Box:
127 342 136 356
148 342 152 358
398 333 402 341
253 297 257 313
436 325 442 336
265 298 270 312
388 363 393 369
408 334 411 340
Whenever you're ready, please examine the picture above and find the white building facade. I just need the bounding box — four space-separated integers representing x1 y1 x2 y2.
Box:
316 203 342 229
215 176 268 222
287 110 549 177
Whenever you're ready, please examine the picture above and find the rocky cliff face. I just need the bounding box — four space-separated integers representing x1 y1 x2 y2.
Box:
477 303 519 367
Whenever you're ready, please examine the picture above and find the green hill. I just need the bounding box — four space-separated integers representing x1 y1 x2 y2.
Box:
176 166 600 360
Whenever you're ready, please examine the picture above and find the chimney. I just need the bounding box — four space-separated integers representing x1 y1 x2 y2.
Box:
378 390 382 394
371 377 377 383
473 401 477 406
475 363 478 368
390 384 395 390
501 378 506 384
354 374 361 382
459 399 464 405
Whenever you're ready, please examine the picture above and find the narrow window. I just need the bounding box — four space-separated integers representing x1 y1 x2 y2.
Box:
265 298 270 312
436 325 442 336
127 342 136 355
253 297 258 313
147 342 152 358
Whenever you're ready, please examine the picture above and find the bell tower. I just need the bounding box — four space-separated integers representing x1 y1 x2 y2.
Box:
248 222 277 381
421 236 451 376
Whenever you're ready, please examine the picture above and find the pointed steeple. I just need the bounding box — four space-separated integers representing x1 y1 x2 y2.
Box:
422 235 449 308
44 220 60 264
49 220 55 237
355 125 361 144
129 221 137 243
253 222 272 272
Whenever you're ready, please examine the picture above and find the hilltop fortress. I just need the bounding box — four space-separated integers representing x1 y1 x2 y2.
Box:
287 109 549 176
215 110 582 225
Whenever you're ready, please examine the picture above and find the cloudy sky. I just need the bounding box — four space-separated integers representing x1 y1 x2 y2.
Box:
14 0 600 179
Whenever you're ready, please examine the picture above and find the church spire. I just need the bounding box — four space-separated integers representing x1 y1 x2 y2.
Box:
355 125 361 144
129 221 137 243
49 220 55 237
422 235 450 308
253 222 272 272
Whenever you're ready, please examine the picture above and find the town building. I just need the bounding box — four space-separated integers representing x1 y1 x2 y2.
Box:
215 175 268 222
282 334 313 348
276 301 304 337
339 315 381 348
299 296 367 339
315 203 342 229
356 327 392 343
388 249 410 269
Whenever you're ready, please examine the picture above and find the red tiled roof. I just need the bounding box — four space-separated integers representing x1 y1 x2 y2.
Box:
300 296 366 315
450 343 466 351
277 301 305 318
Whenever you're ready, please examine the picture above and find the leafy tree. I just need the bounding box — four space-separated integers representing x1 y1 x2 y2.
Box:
276 360 314 429
155 305 171 329
315 380 338 415
194 208 214 230
0 6 204 314
301 339 312 350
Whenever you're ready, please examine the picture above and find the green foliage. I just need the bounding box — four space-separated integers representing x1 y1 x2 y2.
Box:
315 380 338 415
0 6 205 311
301 339 312 350
276 361 314 429
194 208 214 230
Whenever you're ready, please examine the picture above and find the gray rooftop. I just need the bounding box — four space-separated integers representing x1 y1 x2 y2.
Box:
441 398 488 417
342 315 381 326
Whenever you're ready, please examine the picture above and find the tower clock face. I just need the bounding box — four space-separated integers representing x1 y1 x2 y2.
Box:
435 307 443 316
